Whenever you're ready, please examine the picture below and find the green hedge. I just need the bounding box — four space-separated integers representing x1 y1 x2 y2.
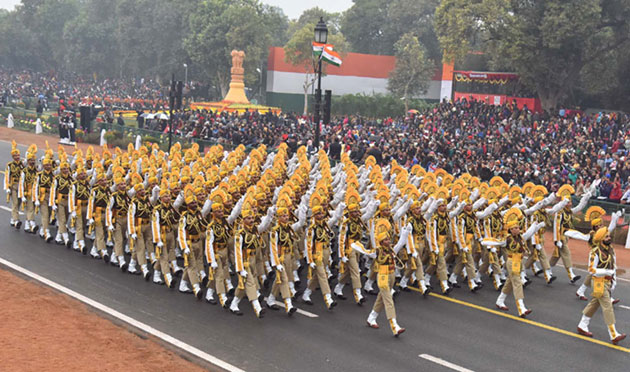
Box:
331 93 434 117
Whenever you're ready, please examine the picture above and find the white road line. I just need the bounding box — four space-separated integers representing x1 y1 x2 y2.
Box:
419 354 475 372
619 305 630 310
0 205 23 215
0 256 246 372
0 199 319 320
272 300 319 318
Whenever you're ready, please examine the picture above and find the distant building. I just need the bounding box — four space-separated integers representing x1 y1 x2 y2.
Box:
265 47 448 113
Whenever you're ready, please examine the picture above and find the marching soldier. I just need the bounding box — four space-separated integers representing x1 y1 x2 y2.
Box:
204 190 232 307
335 188 368 304
230 196 266 317
177 185 204 299
426 187 453 294
107 167 130 271
476 188 503 290
549 185 590 283
50 158 73 247
523 186 557 284
5 141 24 228
33 152 55 242
577 227 626 344
366 219 411 336
69 160 90 254
150 179 176 288
127 173 153 279
452 190 481 292
302 188 337 310
493 208 545 318
266 192 297 315
399 189 431 295
86 169 111 261
574 206 622 303
20 145 39 233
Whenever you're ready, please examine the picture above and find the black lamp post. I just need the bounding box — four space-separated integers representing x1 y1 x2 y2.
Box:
313 17 328 150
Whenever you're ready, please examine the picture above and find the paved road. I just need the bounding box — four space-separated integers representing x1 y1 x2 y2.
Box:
1 140 629 372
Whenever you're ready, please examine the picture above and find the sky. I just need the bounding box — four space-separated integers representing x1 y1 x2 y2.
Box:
0 0 354 18
0 0 19 11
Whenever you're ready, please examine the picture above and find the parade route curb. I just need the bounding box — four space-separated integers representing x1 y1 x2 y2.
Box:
0 256 246 372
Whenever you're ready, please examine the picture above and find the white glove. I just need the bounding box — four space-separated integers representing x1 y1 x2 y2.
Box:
52 204 57 211
211 261 218 270
35 200 40 207
432 248 439 255
555 241 562 248
130 233 138 240
184 248 191 255
86 218 94 226
276 264 284 272
70 211 77 219
341 256 349 263
5 189 10 195
156 241 164 249
21 197 26 203
309 262 316 269
536 244 542 251
490 247 497 254
239 270 248 277
107 225 115 232
412 251 418 258
463 247 469 253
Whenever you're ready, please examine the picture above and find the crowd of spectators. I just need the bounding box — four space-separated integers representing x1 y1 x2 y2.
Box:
161 99 630 204
3 69 630 204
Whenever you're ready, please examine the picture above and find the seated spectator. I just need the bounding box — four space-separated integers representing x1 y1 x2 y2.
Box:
598 177 612 199
609 176 623 202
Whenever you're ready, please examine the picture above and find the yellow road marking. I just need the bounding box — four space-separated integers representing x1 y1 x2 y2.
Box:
406 285 630 353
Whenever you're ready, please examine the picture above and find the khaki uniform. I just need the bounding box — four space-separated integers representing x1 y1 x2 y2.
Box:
501 234 528 314
34 170 54 234
206 216 232 296
583 243 617 325
269 222 296 301
152 202 178 277
234 226 262 301
453 211 481 289
427 211 450 285
178 207 204 287
87 185 110 256
305 220 333 297
338 216 366 292
21 165 38 225
5 160 24 223
107 191 130 258
71 178 90 245
128 194 153 268
549 208 575 277
52 173 73 236
372 245 397 320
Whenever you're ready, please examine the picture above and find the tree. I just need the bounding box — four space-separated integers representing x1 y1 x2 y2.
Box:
184 0 283 97
341 0 440 59
387 33 434 113
62 0 119 77
283 22 347 114
341 0 389 54
435 0 630 111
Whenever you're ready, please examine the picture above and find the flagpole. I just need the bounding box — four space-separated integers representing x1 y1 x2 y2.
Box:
314 53 322 151
313 17 328 151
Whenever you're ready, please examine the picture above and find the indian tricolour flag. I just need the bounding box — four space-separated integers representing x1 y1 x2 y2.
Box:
312 42 342 67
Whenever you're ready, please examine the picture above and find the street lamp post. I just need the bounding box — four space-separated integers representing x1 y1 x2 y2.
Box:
183 63 188 85
313 17 328 150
